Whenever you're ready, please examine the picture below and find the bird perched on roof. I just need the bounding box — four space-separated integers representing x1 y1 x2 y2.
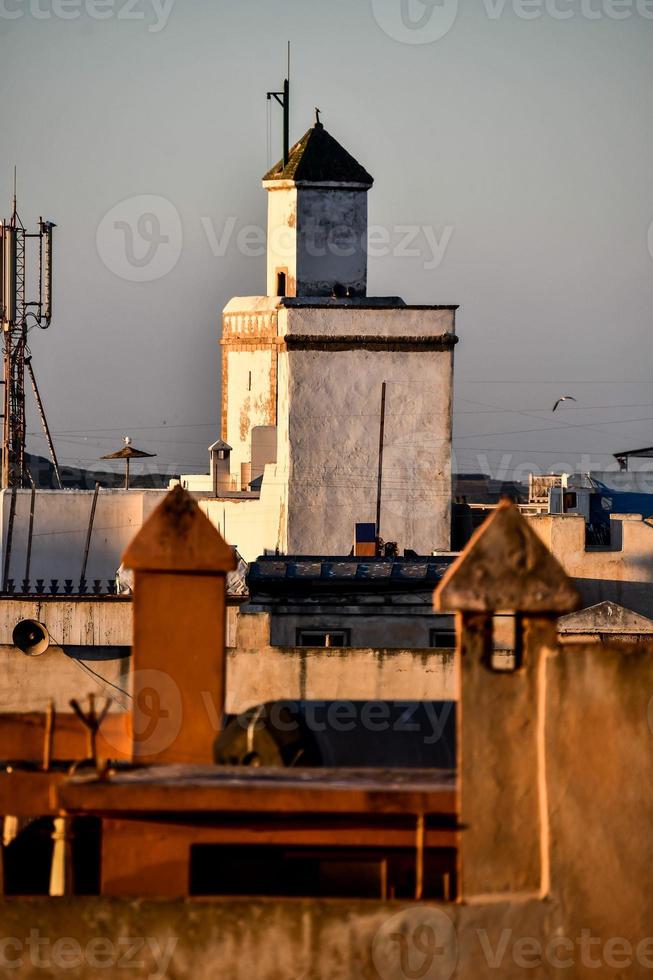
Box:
552 395 577 412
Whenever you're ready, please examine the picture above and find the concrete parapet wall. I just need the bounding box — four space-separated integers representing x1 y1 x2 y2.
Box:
0 896 562 979
227 611 456 713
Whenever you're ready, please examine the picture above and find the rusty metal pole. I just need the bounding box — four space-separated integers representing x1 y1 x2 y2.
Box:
23 485 35 591
2 488 17 592
375 382 387 549
122 485 236 765
79 482 100 589
25 357 62 489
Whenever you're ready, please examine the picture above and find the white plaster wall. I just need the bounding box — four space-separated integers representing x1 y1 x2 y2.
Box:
266 187 297 295
187 302 455 559
282 348 452 554
0 489 167 587
296 188 368 296
272 306 454 555
200 463 284 562
225 349 276 482
279 305 455 338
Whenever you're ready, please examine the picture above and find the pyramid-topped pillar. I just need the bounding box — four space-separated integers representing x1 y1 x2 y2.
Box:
122 486 236 765
435 500 580 901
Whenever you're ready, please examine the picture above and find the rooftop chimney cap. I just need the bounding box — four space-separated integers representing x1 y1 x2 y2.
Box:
209 439 232 454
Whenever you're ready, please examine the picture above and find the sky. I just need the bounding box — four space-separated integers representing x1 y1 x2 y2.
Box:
1 0 652 484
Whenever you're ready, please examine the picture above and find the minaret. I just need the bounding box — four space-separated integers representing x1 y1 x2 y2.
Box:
262 112 374 298
195 104 458 559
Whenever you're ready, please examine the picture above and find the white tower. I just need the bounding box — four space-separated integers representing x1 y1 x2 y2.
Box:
262 114 374 298
195 114 459 560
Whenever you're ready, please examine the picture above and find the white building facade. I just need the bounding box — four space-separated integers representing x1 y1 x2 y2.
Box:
183 117 459 559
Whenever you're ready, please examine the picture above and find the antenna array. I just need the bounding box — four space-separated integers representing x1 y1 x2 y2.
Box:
0 174 59 488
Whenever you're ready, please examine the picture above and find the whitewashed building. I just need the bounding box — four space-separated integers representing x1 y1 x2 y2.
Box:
183 116 459 559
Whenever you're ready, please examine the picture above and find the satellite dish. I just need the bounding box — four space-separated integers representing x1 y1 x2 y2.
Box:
12 619 50 657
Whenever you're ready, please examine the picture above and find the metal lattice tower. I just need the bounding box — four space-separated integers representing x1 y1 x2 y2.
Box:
0 181 58 489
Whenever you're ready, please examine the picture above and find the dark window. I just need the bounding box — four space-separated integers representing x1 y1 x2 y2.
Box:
430 629 456 649
190 843 457 901
276 271 287 297
297 630 350 648
563 491 577 510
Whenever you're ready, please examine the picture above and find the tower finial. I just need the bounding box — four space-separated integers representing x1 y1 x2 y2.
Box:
315 107 322 127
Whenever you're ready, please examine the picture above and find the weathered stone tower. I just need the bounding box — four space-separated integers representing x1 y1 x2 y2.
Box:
202 117 458 559
262 116 374 299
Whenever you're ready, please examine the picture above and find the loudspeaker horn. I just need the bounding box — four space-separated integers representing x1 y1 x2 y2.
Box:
12 620 50 657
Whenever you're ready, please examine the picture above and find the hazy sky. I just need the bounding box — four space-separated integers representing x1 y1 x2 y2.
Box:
1 0 652 484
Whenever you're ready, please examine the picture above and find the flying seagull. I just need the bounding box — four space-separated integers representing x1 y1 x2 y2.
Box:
552 395 577 413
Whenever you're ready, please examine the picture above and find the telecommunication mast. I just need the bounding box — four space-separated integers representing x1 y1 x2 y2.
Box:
0 172 60 489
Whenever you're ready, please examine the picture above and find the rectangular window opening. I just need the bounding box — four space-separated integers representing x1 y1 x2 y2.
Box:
190 844 457 901
296 629 351 648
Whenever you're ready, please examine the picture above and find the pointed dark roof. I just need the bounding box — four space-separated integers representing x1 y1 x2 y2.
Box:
263 121 373 186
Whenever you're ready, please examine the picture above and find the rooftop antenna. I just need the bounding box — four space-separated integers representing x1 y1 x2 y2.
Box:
267 41 291 167
0 173 59 489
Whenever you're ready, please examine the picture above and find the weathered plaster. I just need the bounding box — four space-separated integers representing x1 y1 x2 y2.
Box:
226 610 457 712
0 489 167 586
528 512 653 618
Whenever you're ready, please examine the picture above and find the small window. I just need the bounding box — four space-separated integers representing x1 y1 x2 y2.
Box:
563 491 577 510
491 614 520 672
276 271 287 297
429 629 456 649
248 370 252 392
297 630 350 648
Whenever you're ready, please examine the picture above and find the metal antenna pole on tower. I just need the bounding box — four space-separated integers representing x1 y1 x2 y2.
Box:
267 42 291 167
